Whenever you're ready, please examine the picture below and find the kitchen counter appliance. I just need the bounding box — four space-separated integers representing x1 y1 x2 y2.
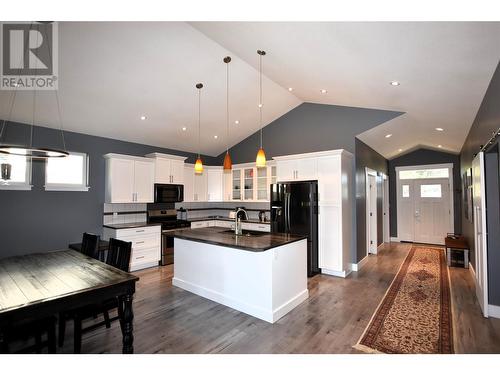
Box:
147 209 190 265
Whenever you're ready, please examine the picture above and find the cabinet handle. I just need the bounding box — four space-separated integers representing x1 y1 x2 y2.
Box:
136 241 145 244
135 229 145 233
136 256 145 260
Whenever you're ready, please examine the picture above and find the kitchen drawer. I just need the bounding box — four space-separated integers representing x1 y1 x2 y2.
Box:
126 234 160 250
215 220 233 228
115 226 161 238
130 247 159 265
191 221 211 229
242 222 271 232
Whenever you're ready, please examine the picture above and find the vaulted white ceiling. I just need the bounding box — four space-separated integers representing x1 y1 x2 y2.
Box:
0 22 300 156
1 22 500 159
192 22 500 158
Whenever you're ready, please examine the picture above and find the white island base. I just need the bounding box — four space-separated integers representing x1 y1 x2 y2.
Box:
173 237 308 323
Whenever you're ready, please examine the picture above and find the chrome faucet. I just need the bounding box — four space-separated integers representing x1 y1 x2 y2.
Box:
234 208 247 235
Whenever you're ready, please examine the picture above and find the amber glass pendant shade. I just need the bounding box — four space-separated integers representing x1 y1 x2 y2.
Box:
255 147 266 168
194 157 203 174
223 151 232 171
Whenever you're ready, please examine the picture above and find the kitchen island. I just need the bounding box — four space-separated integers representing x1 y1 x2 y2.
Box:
173 227 308 323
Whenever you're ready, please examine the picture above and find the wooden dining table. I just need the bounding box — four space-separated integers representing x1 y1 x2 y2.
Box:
0 249 139 353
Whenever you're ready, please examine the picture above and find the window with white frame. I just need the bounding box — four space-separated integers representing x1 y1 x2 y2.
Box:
0 149 32 190
45 152 89 191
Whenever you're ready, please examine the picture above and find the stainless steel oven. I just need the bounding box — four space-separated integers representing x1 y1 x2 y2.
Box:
154 184 183 203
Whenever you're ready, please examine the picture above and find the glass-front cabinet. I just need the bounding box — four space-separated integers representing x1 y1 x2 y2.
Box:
230 162 276 202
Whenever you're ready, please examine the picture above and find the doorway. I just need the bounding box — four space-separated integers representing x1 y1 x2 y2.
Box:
365 168 379 255
396 164 454 245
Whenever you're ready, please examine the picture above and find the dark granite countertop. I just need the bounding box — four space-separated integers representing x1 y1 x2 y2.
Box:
188 216 270 225
173 226 306 252
103 222 162 230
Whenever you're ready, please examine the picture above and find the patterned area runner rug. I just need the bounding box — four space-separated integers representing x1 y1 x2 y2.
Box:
354 245 454 354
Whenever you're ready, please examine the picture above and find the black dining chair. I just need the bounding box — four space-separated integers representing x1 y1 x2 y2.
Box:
1 316 57 354
80 232 100 259
59 238 132 353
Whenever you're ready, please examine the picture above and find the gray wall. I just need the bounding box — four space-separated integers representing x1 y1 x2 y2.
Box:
0 121 219 258
217 102 402 263
388 148 461 238
355 138 387 262
460 60 500 305
218 102 403 162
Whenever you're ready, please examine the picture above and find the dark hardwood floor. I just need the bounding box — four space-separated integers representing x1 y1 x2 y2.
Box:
59 242 500 354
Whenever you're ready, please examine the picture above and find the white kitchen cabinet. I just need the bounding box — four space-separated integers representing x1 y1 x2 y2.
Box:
191 221 210 229
193 171 207 202
183 165 195 202
223 171 232 201
104 154 155 203
102 225 161 271
241 222 271 232
230 162 276 202
275 157 317 182
215 220 233 228
274 150 353 278
207 167 223 201
145 153 186 184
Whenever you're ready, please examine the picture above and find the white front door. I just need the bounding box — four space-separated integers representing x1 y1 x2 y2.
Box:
368 174 378 254
396 165 453 245
413 178 451 245
472 153 488 317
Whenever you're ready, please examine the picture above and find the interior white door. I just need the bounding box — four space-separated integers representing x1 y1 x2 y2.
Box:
472 153 489 317
368 175 378 254
383 177 390 243
413 178 451 245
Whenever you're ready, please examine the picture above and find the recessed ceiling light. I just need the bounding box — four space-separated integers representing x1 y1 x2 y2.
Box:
214 135 218 139
438 145 442 148
390 81 400 86
320 89 328 94
258 103 263 108
288 87 293 92
435 127 444 131
140 115 147 120
182 127 187 131
385 134 392 138
234 120 239 125
398 149 403 152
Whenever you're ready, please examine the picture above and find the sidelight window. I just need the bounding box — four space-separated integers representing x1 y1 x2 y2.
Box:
402 184 410 198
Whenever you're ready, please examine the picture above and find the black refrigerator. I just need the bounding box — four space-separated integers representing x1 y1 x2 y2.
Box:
270 181 319 277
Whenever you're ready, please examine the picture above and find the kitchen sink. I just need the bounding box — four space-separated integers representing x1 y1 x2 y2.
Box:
222 229 267 237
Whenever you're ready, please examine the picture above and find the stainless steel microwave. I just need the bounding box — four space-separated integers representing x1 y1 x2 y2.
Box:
154 184 183 203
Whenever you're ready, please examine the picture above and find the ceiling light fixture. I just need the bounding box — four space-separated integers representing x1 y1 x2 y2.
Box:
214 135 218 139
288 87 293 92
320 89 328 94
398 149 403 152
255 50 267 168
194 83 204 175
385 134 392 138
438 145 442 148
140 115 147 121
234 120 239 125
435 127 444 131
0 22 68 161
390 81 400 86
182 127 187 131
223 56 233 172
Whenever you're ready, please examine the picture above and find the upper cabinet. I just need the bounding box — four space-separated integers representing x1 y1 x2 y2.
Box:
230 162 276 202
207 168 223 202
275 157 317 182
104 154 155 203
145 153 187 184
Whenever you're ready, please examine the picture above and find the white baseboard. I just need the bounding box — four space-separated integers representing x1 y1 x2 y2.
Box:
390 237 400 242
488 305 500 319
351 255 370 272
322 268 351 278
172 277 308 323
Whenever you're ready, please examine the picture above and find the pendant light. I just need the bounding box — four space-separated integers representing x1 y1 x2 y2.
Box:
255 50 266 168
194 83 204 174
0 22 68 160
223 56 232 171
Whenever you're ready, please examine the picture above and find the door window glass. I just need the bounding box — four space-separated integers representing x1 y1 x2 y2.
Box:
420 184 442 198
399 168 449 180
402 184 410 198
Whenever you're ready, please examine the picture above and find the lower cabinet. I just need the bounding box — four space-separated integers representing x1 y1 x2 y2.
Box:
102 225 161 272
191 220 270 232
